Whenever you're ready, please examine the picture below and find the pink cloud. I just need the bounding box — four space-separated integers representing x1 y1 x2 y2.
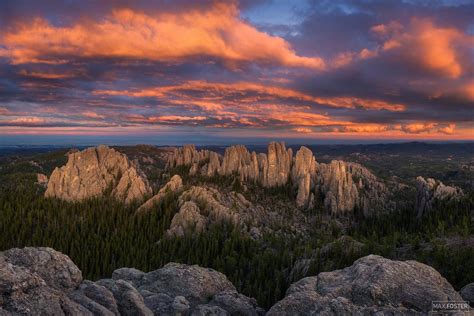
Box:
0 4 324 70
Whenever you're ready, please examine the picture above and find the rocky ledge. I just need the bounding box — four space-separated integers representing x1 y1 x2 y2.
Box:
45 145 152 204
0 247 263 315
269 254 467 315
1 247 470 315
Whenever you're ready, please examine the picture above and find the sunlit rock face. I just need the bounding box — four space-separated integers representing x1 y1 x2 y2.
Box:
45 145 152 204
291 146 317 208
166 142 389 214
315 160 387 215
268 255 463 315
415 176 464 217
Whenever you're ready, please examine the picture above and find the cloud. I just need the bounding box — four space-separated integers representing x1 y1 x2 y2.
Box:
0 1 473 140
438 123 456 135
0 3 324 69
372 18 470 79
82 111 105 119
292 127 312 134
94 80 406 112
18 69 79 79
401 122 437 134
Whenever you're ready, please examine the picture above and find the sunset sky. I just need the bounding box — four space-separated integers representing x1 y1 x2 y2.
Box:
0 0 473 145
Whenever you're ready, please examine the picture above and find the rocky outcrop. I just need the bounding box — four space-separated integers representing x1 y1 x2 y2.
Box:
166 185 263 237
218 145 252 176
36 173 48 187
0 247 263 315
263 142 293 187
268 254 464 315
137 175 183 212
416 176 464 217
291 146 317 208
166 144 214 170
316 161 387 215
167 142 388 215
167 201 207 237
0 247 88 315
45 145 152 204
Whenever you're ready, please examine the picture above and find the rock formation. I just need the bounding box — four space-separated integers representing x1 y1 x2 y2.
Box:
166 185 264 237
137 175 183 213
316 161 387 215
416 176 464 217
167 142 388 214
2 247 470 315
263 142 293 187
291 146 317 208
218 145 252 176
45 145 152 204
166 144 214 170
0 247 263 315
268 254 464 315
36 173 48 187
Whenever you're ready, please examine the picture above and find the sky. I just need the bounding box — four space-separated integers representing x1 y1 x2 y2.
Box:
0 0 473 145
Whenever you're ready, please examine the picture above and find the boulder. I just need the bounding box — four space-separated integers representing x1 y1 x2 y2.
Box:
0 247 262 315
268 254 463 315
0 247 85 315
45 145 152 204
416 176 464 217
460 283 474 306
96 279 153 316
134 263 262 314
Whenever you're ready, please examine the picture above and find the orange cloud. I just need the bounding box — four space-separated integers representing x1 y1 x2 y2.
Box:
0 107 11 115
94 80 406 112
2 116 46 125
82 111 105 119
151 115 207 122
374 18 471 78
293 127 313 134
337 19 471 79
401 122 437 134
0 4 324 69
438 124 456 135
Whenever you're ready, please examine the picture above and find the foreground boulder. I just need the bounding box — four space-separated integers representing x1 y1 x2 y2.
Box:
415 176 464 217
0 247 263 315
45 145 152 204
0 247 87 315
460 283 474 306
268 254 464 315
